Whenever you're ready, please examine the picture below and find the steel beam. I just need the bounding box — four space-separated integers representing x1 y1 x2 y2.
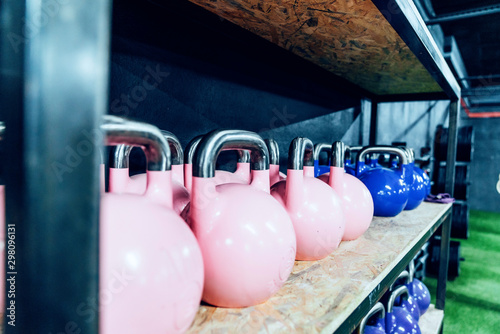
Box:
436 99 459 311
369 101 378 146
1 0 112 332
426 4 500 25
462 86 500 97
371 0 461 100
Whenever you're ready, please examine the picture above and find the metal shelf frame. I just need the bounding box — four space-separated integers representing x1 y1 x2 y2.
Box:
0 0 459 332
368 0 460 316
335 206 452 333
184 203 452 333
1 0 113 332
369 78 459 316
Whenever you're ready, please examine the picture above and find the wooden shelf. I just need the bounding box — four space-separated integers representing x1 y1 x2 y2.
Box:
182 0 460 99
187 202 452 333
420 305 444 334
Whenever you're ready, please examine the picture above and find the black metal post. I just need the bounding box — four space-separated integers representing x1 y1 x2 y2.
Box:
1 0 27 330
436 99 459 310
1 0 112 332
369 100 378 145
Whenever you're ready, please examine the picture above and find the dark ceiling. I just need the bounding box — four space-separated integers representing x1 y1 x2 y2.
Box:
428 0 500 87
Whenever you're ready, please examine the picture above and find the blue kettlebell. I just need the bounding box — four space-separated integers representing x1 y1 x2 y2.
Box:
390 155 398 168
368 153 382 169
403 148 427 210
395 149 430 196
358 302 386 334
313 143 332 177
345 146 362 176
386 286 421 334
356 146 411 217
414 165 431 196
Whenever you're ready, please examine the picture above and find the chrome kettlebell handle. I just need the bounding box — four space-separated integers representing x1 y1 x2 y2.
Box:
345 145 362 162
265 139 280 165
358 302 385 334
312 142 345 168
313 143 330 161
288 137 314 170
0 121 5 140
358 146 409 165
237 150 251 163
193 130 270 178
161 130 184 165
331 141 345 168
185 135 204 165
112 145 133 168
405 147 415 163
113 129 183 169
408 260 415 283
387 285 410 313
101 115 171 171
390 270 410 291
186 134 252 166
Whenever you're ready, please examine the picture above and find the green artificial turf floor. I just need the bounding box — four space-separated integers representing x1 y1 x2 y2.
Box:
425 210 500 334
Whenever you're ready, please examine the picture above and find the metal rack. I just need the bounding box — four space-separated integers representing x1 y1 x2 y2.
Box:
0 0 459 332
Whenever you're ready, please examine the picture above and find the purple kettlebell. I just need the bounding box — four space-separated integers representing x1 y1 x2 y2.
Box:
390 270 420 321
386 286 421 334
408 260 431 315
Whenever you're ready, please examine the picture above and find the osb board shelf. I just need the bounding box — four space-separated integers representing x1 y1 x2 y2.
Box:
419 305 444 334
187 202 452 334
185 0 443 96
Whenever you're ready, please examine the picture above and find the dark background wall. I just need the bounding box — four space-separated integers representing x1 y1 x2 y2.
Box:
461 116 500 213
375 101 500 213
375 101 450 155
109 0 368 173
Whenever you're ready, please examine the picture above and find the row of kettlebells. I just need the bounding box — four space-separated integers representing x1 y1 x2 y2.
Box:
358 260 431 334
99 116 375 333
0 117 433 333
314 144 431 216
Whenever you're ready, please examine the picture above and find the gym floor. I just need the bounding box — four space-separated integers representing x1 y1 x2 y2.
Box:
425 210 500 333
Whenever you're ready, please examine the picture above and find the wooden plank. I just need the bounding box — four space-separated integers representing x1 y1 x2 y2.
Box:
187 202 452 333
419 305 444 334
185 0 442 96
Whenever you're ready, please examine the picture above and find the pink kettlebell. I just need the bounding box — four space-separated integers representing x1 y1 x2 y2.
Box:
318 141 374 241
109 130 190 214
271 138 345 261
231 150 251 183
213 149 251 185
100 116 204 333
183 130 296 307
265 138 286 186
183 135 251 191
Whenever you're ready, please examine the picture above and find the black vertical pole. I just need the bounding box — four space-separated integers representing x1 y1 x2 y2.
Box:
369 100 378 145
1 0 112 332
436 98 459 310
1 0 26 330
